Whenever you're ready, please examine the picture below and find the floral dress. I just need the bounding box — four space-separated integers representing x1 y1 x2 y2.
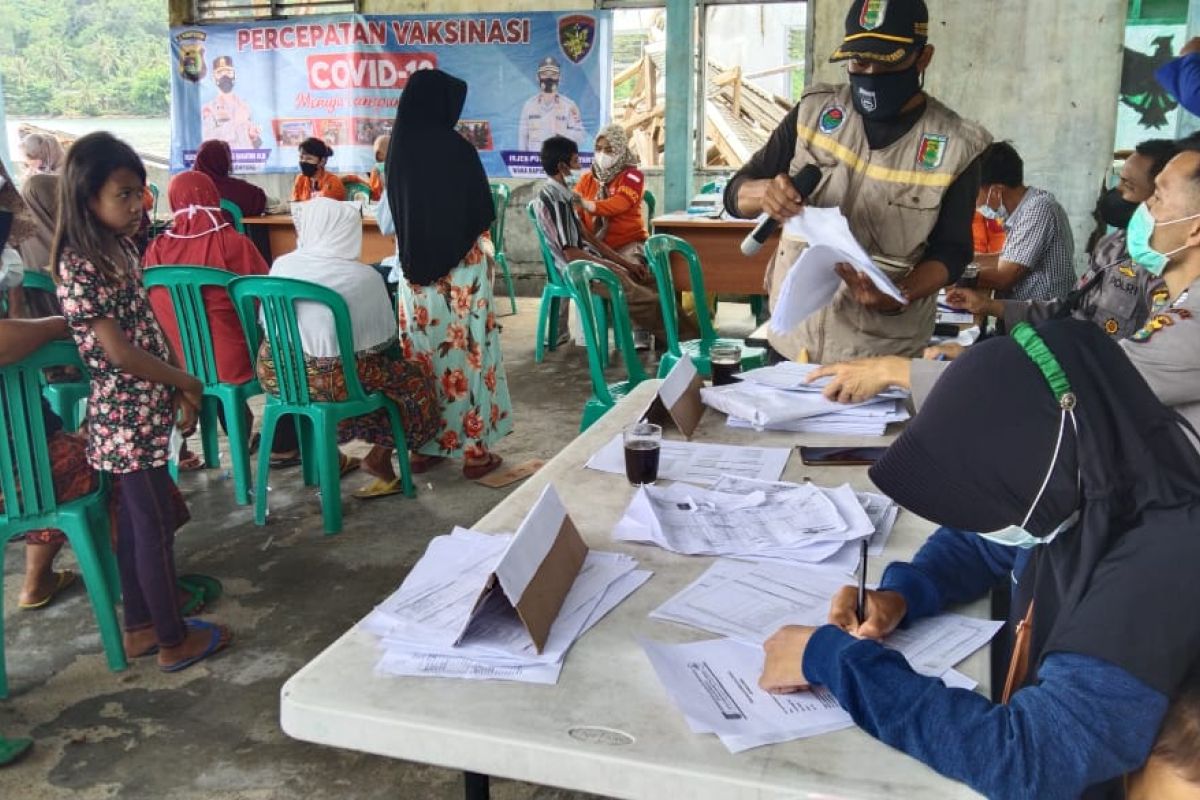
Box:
58 243 175 474
397 245 513 459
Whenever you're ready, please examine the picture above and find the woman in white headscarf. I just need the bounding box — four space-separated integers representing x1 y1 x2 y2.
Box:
260 198 440 498
574 123 648 261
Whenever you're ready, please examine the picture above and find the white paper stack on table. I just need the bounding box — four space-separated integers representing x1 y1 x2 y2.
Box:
642 559 1003 752
613 474 891 569
700 361 910 435
585 435 792 485
361 486 651 685
768 205 907 332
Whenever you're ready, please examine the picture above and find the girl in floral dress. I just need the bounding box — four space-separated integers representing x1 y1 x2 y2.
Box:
387 69 513 479
55 132 232 672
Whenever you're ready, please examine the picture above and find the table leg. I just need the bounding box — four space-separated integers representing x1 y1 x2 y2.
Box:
463 771 491 800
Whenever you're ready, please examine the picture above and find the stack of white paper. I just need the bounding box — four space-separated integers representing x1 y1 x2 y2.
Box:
585 435 792 486
613 479 874 565
362 528 650 684
701 363 910 435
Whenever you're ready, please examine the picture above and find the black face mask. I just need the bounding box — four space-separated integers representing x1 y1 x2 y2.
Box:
1097 187 1138 230
849 64 922 121
299 162 319 178
216 77 234 93
540 79 558 93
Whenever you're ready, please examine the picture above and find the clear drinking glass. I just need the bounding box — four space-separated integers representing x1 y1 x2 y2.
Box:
623 422 662 486
709 343 742 386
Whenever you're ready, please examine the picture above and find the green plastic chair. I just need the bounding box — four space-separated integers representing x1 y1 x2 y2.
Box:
526 202 609 364
228 275 415 534
22 272 91 431
565 260 648 432
0 341 126 696
489 183 518 316
148 183 160 216
144 266 262 505
342 180 371 202
219 198 246 234
644 234 767 379
643 188 656 234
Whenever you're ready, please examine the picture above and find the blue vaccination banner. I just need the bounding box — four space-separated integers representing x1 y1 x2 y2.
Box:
169 12 611 177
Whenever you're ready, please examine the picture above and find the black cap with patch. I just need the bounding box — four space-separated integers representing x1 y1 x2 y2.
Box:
830 0 929 65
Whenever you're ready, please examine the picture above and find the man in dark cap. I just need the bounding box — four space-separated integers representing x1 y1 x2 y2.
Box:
518 56 585 151
725 0 991 364
201 55 262 149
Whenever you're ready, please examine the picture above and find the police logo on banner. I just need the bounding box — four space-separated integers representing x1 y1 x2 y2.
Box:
559 15 597 64
917 133 948 170
175 29 208 82
819 104 846 134
859 0 889 31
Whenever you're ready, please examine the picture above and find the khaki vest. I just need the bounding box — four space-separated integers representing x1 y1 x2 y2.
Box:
767 83 991 363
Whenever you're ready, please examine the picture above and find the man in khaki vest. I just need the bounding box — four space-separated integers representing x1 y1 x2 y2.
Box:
724 0 991 363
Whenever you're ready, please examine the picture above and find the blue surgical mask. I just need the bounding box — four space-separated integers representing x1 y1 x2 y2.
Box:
978 407 1080 549
1126 202 1200 276
977 186 1008 222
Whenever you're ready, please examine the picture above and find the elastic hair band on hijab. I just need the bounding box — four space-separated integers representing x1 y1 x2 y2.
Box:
1010 322 1076 410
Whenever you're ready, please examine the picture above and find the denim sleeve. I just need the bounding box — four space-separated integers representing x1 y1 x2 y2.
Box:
879 528 1019 621
803 629 1167 800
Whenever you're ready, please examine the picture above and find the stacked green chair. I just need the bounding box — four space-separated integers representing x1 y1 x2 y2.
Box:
644 234 767 379
643 188 656 234
565 260 648 431
228 275 415 535
219 198 246 234
342 180 371 203
0 341 126 696
22 272 90 431
526 202 610 364
143 266 262 505
489 183 518 315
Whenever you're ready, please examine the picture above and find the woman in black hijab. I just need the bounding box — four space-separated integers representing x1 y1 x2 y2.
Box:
758 318 1200 799
387 69 511 479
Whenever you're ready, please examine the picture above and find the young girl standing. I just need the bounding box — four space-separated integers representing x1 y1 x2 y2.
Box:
54 132 232 672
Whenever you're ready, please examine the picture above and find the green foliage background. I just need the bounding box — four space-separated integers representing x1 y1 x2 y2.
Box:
0 0 170 116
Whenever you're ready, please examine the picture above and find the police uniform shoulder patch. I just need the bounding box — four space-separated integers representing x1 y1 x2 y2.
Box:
818 104 846 134
917 133 948 170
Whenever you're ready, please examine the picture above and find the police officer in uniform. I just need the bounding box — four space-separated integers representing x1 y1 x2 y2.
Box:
518 56 586 152
724 0 991 363
201 56 263 149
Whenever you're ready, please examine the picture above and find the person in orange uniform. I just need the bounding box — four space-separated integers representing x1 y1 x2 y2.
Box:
573 124 648 264
972 210 1005 259
291 137 345 202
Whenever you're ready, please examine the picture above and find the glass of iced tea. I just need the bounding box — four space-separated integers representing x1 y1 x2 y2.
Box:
623 422 662 486
710 343 742 386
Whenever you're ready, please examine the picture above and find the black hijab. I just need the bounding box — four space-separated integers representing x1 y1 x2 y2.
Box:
871 318 1200 697
385 69 495 286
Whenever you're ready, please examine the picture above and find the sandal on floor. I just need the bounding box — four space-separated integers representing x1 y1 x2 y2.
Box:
463 453 503 480
339 454 362 478
409 454 446 474
19 570 77 610
177 452 204 472
159 620 233 673
353 478 405 500
269 452 302 469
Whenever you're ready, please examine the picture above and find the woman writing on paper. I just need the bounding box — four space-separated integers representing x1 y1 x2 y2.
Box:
758 319 1200 800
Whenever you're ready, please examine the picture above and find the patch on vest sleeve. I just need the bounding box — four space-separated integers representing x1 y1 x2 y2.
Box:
916 133 948 170
819 104 846 134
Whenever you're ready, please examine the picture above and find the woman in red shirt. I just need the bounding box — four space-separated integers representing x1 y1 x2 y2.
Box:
291 138 345 202
574 124 648 263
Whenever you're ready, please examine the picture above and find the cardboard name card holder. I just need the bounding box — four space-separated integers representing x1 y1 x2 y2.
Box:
455 484 587 654
643 355 705 439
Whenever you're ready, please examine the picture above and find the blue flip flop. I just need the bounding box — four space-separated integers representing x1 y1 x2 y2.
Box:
159 620 232 673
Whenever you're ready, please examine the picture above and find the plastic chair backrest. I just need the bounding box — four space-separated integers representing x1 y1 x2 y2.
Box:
490 183 510 251
644 234 718 356
143 265 244 387
228 275 368 407
565 260 647 402
148 183 160 216
526 201 567 288
219 198 246 234
21 270 55 294
0 341 87 522
643 188 656 223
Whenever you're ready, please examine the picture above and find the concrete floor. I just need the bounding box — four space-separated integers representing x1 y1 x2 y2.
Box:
0 297 754 800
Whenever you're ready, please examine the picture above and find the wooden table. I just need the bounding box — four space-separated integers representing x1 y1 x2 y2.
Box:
651 214 772 296
243 214 396 264
281 381 989 800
